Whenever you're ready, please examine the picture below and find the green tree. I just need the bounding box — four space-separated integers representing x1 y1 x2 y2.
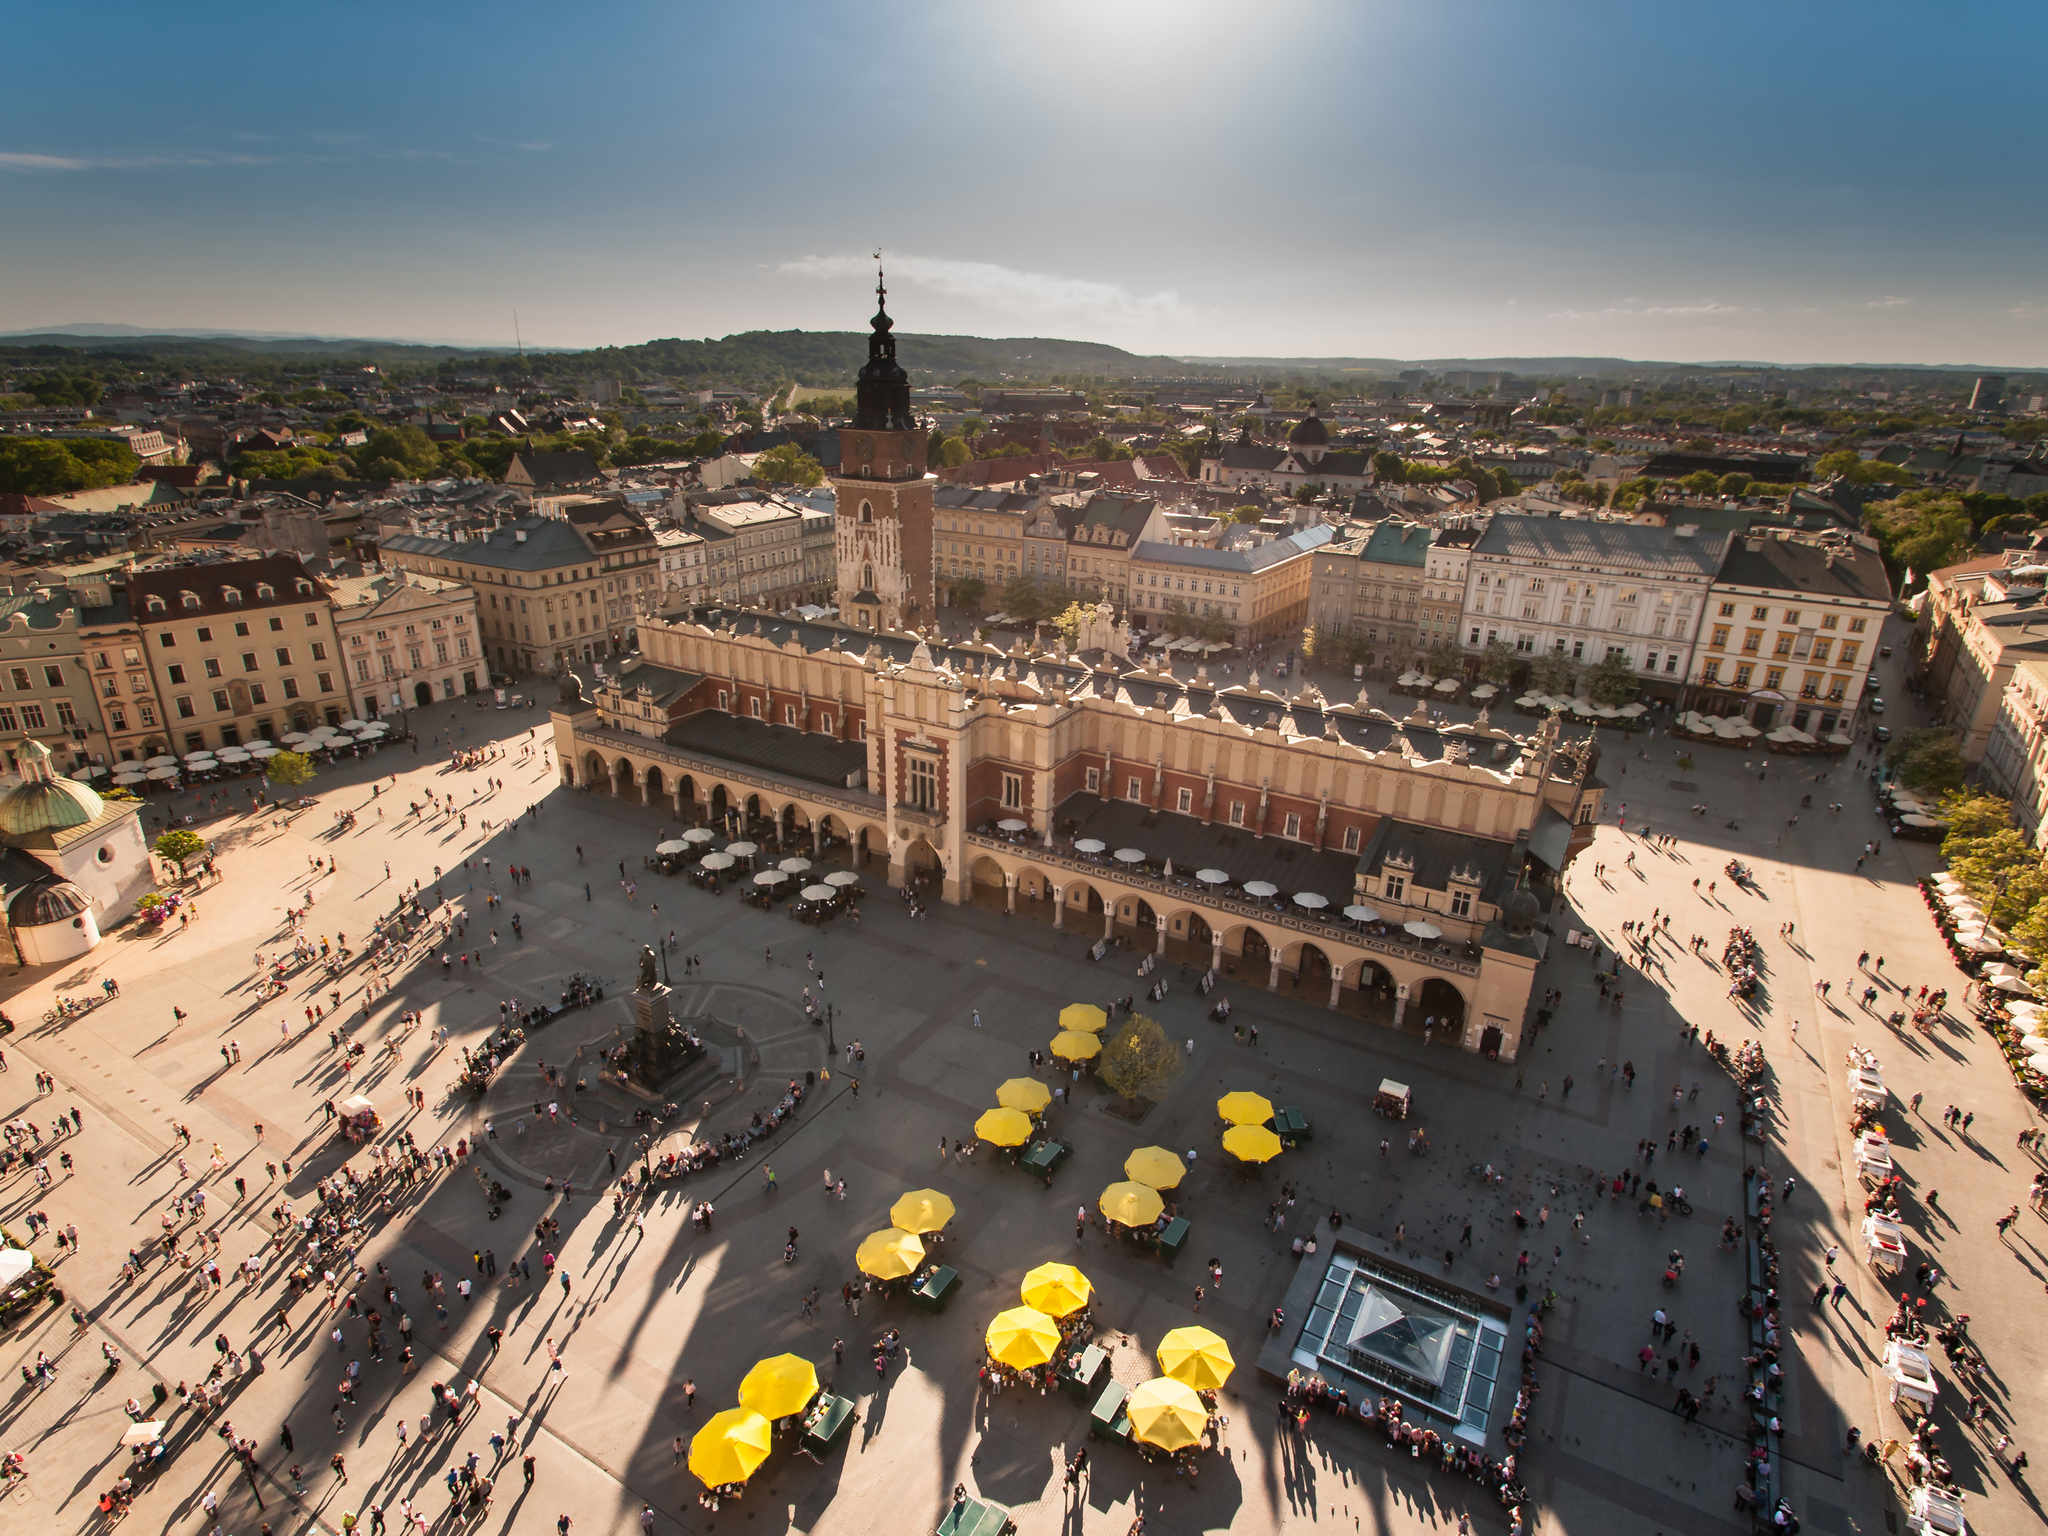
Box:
1299 625 1317 661
1230 504 1265 524
950 576 987 614
1866 491 1973 575
1049 600 1093 648
751 443 825 487
934 436 973 469
1097 1013 1183 1106
1815 449 1916 487
1679 470 1721 496
152 827 206 875
1530 653 1578 697
1425 638 1464 677
1887 729 1964 795
0 438 140 494
265 749 316 788
1477 639 1519 686
1937 791 2015 848
1372 450 1406 484
1717 473 1752 497
1585 651 1639 706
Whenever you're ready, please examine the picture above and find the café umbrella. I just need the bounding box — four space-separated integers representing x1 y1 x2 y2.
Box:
120 1421 168 1447
1223 1124 1284 1164
800 884 837 902
1343 904 1381 923
1059 1003 1108 1033
1127 1377 1208 1452
997 817 1029 833
778 856 812 874
1049 1030 1102 1062
655 840 689 855
1156 1326 1235 1392
974 1107 1034 1147
854 1228 926 1280
1242 880 1279 899
986 1306 1062 1370
725 841 757 858
1215 1090 1273 1126
1074 838 1107 854
1114 847 1147 864
688 1408 773 1487
752 869 789 887
1124 1145 1186 1189
736 1354 819 1421
1099 1181 1165 1229
1020 1262 1093 1318
1195 868 1230 885
1404 919 1444 941
824 870 860 887
682 827 716 844
1292 892 1329 910
996 1077 1052 1114
888 1189 956 1234
699 852 736 872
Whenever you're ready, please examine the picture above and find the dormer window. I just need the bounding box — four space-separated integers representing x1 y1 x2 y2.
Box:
256 583 275 600
145 596 167 615
221 587 241 605
180 591 201 610
295 579 314 596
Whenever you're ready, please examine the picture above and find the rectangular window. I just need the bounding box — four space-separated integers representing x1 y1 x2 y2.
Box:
305 612 318 627
1085 767 1100 792
906 754 938 811
1175 786 1193 814
1227 800 1245 827
1848 617 1867 633
274 647 292 666
1711 626 1729 648
249 684 266 705
41 664 62 688
1342 826 1361 853
316 672 333 693
1126 775 1142 801
1718 602 1734 617
311 642 327 661
1765 667 1785 690
748 697 762 718
241 652 257 671
212 689 230 712
282 677 300 700
0 707 14 731
176 696 195 719
269 617 283 631
195 627 212 643
1283 811 1301 839
1733 662 1753 688
204 657 222 678
109 706 126 731
784 705 799 726
138 702 156 725
166 663 186 685
1383 873 1406 902
1703 659 1720 682
1449 888 1473 918
234 622 249 637
17 702 44 730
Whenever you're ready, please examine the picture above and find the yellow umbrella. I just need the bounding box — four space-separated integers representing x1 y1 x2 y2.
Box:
737 1353 820 1420
1127 1376 1208 1451
985 1305 1062 1369
854 1227 926 1280
889 1188 956 1235
1215 1090 1274 1126
688 1407 773 1487
996 1077 1052 1114
1157 1326 1235 1391
1124 1146 1186 1190
1099 1180 1166 1229
1050 1030 1102 1061
1222 1123 1284 1164
1019 1261 1093 1318
1059 1003 1108 1034
975 1106 1034 1147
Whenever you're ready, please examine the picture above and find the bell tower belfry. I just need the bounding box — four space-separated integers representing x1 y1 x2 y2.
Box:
833 260 933 632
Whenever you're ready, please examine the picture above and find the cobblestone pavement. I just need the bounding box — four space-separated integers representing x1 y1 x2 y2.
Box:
0 624 2034 1536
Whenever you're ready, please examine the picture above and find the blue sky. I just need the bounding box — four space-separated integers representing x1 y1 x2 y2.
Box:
4 0 2045 365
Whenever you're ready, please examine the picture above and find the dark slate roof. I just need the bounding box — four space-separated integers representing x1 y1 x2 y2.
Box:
1359 521 1432 568
1306 450 1372 477
1052 792 1362 901
1071 493 1156 547
506 449 603 488
380 517 593 571
1220 442 1286 472
608 662 703 706
1355 817 1518 905
127 554 324 617
1639 450 1807 482
1714 534 1891 605
1132 524 1334 574
1472 515 1725 578
663 711 866 788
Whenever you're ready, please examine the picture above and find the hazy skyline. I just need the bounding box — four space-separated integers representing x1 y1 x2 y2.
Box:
4 1 2045 367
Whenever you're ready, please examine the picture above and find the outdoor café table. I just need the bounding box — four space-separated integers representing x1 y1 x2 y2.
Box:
1057 1344 1110 1400
912 1265 959 1311
1156 1215 1189 1262
800 1392 857 1457
1020 1141 1069 1184
936 1495 1017 1536
1274 1107 1312 1143
1089 1379 1132 1442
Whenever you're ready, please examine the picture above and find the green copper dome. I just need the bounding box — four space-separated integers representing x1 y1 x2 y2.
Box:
0 738 104 837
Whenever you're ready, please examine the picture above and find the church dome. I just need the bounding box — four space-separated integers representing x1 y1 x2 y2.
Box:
1288 405 1329 447
852 269 915 432
0 738 103 838
7 875 90 928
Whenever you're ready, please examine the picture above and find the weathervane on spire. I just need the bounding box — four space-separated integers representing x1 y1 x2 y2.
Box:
873 248 886 311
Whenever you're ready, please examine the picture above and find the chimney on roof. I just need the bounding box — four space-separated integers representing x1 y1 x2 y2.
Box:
514 528 527 543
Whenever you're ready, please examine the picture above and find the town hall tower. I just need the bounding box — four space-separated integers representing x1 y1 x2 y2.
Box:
833 267 933 631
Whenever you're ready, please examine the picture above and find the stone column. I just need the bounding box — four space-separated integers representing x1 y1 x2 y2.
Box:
1392 984 1410 1028
1210 933 1224 973
1328 972 1343 1009
1005 872 1018 914
1053 886 1066 929
1267 953 1282 991
1102 905 1116 941
1154 923 1168 956
812 821 823 854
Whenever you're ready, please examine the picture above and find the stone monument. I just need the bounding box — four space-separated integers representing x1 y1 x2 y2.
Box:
623 943 701 1088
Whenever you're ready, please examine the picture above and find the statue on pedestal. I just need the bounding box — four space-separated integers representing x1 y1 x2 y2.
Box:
636 943 660 992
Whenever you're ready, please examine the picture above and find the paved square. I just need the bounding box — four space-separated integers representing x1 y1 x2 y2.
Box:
1 644 2040 1536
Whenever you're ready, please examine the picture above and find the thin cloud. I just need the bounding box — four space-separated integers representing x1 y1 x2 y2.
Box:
1866 295 1911 309
0 152 91 171
0 148 276 171
2007 301 2047 320
1546 298 1748 322
475 135 553 153
778 252 1186 322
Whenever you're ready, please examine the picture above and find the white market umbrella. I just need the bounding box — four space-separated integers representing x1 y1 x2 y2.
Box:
824 870 860 887
1990 974 2035 995
1470 683 1498 699
120 1421 166 1447
144 755 177 769
244 738 273 749
800 884 837 902
0 1248 34 1286
1196 868 1230 885
1617 702 1647 718
778 856 813 873
248 745 279 759
1959 932 2002 954
2028 1050 2048 1074
1075 838 1107 854
356 722 390 736
725 841 758 857
699 852 736 872
1114 847 1146 864
681 827 716 844
1242 880 1279 899
1404 919 1445 940
147 766 180 781
1397 672 1423 687
655 840 689 855
184 753 217 766
1827 732 1855 747
1899 814 1943 830
1344 904 1380 923
997 818 1029 833
1434 677 1460 693
216 747 251 762
338 719 368 732
1292 892 1330 910
1515 693 1543 708
753 869 789 887
112 771 147 786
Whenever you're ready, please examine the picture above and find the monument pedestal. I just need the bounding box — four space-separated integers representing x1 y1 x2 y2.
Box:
625 981 703 1090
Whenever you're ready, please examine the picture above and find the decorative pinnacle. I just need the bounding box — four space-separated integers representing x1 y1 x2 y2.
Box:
873 248 886 311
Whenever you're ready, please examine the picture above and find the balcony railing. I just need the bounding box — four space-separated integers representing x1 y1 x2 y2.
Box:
579 722 883 820
966 832 1482 976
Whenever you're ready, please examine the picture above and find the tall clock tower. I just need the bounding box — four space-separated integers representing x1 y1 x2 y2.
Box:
833 269 932 632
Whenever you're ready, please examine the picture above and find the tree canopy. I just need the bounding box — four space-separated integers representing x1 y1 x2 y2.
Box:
152 827 206 873
0 437 142 495
1887 729 1965 795
1585 651 1640 706
265 749 316 788
750 443 825 487
1097 1013 1183 1105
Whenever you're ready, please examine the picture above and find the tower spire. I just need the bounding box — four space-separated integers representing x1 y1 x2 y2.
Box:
874 248 886 313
